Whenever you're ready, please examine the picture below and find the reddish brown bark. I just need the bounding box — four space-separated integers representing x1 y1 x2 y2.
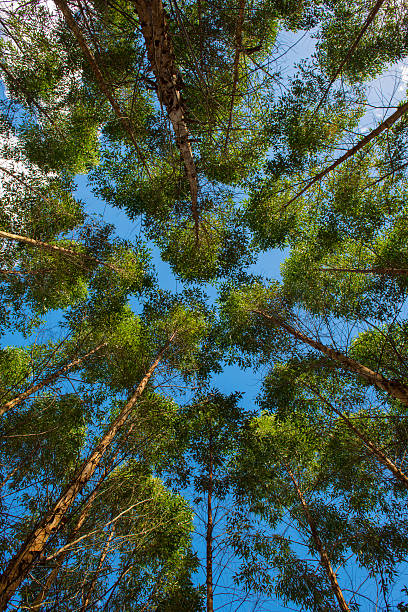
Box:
0 333 175 610
254 309 408 406
285 465 350 612
133 0 200 240
29 469 108 610
0 343 107 417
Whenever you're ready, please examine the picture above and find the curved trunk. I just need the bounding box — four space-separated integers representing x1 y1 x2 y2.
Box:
0 333 175 610
285 465 350 612
0 343 107 417
255 310 408 406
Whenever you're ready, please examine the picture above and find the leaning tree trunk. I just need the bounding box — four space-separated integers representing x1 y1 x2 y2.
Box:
285 465 350 612
254 310 408 406
0 230 118 272
305 382 408 489
53 0 150 176
133 0 200 240
0 343 107 417
29 465 111 611
287 98 408 206
0 333 176 610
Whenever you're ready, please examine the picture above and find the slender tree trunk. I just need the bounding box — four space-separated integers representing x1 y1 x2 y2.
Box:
80 524 115 611
133 0 200 240
0 333 176 610
306 382 408 488
223 0 246 153
313 0 386 114
29 466 110 610
285 465 350 612
53 0 150 176
254 310 408 406
287 98 408 206
319 266 408 276
206 426 214 612
0 230 118 272
0 343 107 417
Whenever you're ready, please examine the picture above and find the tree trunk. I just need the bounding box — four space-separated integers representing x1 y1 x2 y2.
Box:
285 465 350 612
29 465 110 610
0 333 175 610
133 0 200 240
305 382 408 488
206 425 214 612
254 310 408 406
319 266 408 276
53 0 150 176
0 230 118 272
80 524 116 611
0 343 107 417
287 98 408 206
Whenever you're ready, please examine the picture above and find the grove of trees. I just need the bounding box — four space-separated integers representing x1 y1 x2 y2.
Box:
0 0 408 609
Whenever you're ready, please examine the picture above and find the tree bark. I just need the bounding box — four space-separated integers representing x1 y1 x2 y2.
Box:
0 332 176 610
305 382 408 488
0 230 118 272
133 0 200 240
206 425 214 612
0 343 107 417
53 0 150 176
254 309 408 406
80 524 115 611
29 467 108 610
286 99 408 207
313 0 386 114
285 465 350 612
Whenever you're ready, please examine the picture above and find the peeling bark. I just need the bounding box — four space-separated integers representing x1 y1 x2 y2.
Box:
133 0 200 240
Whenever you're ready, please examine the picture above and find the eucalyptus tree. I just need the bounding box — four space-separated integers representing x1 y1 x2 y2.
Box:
230 410 408 611
165 391 251 611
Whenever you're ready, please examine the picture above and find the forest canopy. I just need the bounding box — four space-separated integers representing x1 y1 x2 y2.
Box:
0 0 408 610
